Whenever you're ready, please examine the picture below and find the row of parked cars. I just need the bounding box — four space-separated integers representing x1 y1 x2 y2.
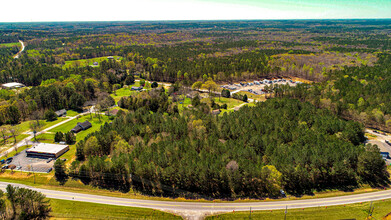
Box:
221 78 303 91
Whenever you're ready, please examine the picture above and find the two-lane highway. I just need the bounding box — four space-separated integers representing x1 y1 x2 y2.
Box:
0 181 390 219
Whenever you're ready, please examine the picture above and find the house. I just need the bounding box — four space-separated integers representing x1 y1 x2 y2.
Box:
71 121 92 133
55 109 67 117
93 62 99 66
211 109 221 115
106 109 119 116
131 86 143 91
107 56 114 59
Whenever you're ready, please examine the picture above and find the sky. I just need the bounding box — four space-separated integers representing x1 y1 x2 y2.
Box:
1 0 390 22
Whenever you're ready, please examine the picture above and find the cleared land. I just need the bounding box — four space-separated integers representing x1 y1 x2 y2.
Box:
62 56 122 69
0 42 21 48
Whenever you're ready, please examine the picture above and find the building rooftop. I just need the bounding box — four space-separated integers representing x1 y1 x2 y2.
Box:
2 82 25 88
27 143 68 155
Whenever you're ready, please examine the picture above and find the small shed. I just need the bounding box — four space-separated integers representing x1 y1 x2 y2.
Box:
131 86 143 91
212 109 221 115
106 109 119 116
55 109 67 117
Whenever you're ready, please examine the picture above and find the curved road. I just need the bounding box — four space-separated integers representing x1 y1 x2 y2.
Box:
13 40 25 59
0 182 390 219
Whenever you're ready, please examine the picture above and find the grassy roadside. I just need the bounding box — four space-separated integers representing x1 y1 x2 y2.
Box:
206 199 391 219
49 198 181 219
0 169 389 204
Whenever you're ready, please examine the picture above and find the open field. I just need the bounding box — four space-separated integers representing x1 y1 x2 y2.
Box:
50 198 181 219
0 42 21 48
61 56 122 69
111 83 140 103
236 91 267 102
206 199 391 220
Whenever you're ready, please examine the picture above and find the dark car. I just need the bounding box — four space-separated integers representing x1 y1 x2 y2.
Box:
46 158 53 163
47 168 53 173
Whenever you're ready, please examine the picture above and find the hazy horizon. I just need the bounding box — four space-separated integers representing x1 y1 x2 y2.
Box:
1 0 390 22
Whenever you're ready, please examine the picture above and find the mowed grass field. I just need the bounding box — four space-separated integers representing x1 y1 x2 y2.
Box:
62 56 122 69
50 198 181 220
48 114 111 142
206 199 391 220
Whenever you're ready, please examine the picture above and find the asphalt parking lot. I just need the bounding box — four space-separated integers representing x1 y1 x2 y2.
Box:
4 149 54 173
221 78 302 95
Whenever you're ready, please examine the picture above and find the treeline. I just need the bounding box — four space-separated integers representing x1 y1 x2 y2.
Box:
277 53 391 132
65 98 388 198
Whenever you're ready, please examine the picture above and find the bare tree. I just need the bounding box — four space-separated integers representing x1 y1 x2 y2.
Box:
29 121 42 141
0 125 9 145
8 126 20 144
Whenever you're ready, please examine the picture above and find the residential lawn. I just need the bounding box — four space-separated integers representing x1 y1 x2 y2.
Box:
40 118 68 130
48 114 111 142
206 199 391 220
35 133 55 143
49 198 181 220
62 56 122 69
66 110 80 117
111 83 140 103
177 97 192 112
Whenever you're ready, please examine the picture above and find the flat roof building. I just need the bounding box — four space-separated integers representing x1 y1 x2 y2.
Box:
1 82 25 89
26 143 69 158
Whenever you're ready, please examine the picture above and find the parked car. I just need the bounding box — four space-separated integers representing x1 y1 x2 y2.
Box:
280 189 286 197
2 165 9 169
16 166 22 170
46 158 53 163
0 159 5 164
47 168 53 173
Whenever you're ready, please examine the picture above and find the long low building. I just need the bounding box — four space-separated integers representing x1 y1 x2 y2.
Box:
26 143 69 158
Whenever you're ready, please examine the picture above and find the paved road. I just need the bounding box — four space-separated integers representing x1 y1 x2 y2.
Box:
13 40 25 59
0 181 390 219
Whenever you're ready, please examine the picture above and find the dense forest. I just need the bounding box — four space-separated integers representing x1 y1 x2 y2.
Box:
69 98 388 198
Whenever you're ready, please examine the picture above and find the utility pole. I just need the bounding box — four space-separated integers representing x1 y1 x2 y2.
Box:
249 207 251 220
367 202 374 219
31 165 35 184
284 206 288 220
